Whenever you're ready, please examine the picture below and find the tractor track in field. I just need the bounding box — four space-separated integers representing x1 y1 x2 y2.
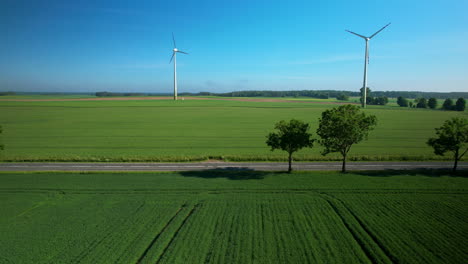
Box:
320 193 398 264
322 198 381 263
155 203 201 264
135 203 188 264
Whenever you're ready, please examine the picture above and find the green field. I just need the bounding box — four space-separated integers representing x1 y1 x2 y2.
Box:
0 170 466 263
0 98 466 161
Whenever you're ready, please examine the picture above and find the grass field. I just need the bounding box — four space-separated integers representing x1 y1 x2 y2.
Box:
0 170 466 263
0 97 466 162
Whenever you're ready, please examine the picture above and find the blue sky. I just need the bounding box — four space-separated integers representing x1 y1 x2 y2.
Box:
1 0 467 93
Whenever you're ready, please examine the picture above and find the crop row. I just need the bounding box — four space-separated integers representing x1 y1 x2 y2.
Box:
331 192 468 263
151 193 372 263
0 194 190 263
1 172 467 263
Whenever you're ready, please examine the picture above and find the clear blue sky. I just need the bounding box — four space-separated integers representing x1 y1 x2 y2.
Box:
1 0 467 93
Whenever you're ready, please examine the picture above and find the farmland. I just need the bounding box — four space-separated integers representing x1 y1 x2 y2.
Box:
0 170 466 263
0 97 466 162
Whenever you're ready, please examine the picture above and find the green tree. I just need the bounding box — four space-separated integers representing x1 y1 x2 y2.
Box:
266 119 315 173
375 96 388 106
317 105 377 172
427 117 468 172
416 98 428 108
455 98 466 111
336 93 349 101
428 98 437 109
366 97 375 105
359 87 372 107
397 96 408 107
442 98 454 110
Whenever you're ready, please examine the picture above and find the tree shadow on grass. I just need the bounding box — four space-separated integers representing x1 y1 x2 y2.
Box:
179 167 271 180
353 169 468 178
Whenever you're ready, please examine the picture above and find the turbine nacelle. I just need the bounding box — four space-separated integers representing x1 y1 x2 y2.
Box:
173 48 178 52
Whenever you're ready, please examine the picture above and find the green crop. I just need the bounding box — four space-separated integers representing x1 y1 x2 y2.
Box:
0 98 466 162
0 170 467 263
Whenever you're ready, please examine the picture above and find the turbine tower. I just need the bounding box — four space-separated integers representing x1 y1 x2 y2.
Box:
346 23 391 108
169 33 188 100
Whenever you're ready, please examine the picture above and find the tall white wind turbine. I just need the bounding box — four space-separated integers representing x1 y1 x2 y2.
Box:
346 23 391 108
169 33 188 100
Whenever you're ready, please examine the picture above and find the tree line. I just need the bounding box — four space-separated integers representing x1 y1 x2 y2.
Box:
267 105 378 173
397 97 466 111
95 92 147 97
0 91 16 96
181 89 468 100
266 105 467 173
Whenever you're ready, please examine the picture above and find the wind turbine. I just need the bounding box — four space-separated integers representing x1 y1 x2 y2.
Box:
169 33 188 100
346 23 391 108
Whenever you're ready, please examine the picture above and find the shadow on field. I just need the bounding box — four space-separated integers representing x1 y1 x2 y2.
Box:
180 167 269 180
354 169 468 178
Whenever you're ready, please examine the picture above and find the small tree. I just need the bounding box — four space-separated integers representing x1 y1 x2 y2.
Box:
397 96 408 107
416 98 427 108
266 119 314 173
359 87 372 107
366 97 375 105
317 105 377 172
442 98 454 110
455 98 466 111
427 117 468 172
336 93 349 101
428 98 437 109
375 96 388 106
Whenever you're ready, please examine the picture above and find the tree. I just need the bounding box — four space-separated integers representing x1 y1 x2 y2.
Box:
360 87 372 106
375 96 388 106
317 105 377 172
416 98 427 108
427 117 468 172
266 119 314 173
336 93 349 101
442 98 454 110
455 98 466 111
397 96 408 107
428 98 437 109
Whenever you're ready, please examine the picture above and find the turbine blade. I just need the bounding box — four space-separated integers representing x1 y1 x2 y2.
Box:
369 23 391 39
172 32 176 48
177 50 189 54
169 52 174 63
345 29 367 39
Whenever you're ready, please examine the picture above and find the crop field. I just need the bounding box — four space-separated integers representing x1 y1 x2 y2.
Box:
0 170 466 263
0 97 466 162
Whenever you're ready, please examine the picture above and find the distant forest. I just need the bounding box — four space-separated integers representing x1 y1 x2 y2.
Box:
1 90 466 99
180 90 468 99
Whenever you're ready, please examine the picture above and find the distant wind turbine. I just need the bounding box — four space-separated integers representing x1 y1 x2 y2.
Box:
346 23 391 108
169 33 188 100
